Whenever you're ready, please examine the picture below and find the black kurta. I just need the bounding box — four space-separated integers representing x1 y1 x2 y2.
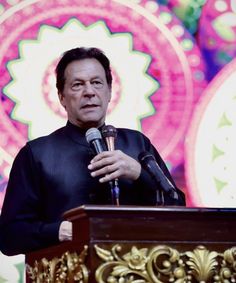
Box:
0 121 185 255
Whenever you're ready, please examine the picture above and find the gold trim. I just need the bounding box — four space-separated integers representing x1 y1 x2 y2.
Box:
95 244 236 282
26 245 89 283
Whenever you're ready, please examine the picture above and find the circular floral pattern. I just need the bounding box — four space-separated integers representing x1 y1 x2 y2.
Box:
185 57 236 207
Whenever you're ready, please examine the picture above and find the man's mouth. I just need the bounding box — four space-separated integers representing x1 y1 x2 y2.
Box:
81 104 98 109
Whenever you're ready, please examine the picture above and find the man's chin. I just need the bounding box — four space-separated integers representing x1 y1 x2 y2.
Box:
76 118 104 129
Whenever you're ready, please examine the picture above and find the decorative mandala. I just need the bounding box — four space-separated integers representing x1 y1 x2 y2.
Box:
185 57 236 207
5 19 156 139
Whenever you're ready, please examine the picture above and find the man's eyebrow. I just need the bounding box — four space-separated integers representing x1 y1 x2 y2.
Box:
72 76 104 81
90 76 104 80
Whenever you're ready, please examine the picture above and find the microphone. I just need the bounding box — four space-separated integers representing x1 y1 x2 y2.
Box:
85 128 105 154
86 127 119 206
102 125 120 206
101 125 117 151
138 151 178 200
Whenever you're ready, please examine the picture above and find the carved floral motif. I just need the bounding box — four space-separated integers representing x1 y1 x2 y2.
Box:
95 245 236 283
26 246 88 283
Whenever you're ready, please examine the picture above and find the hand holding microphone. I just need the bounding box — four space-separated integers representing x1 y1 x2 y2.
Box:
86 126 141 183
86 126 120 205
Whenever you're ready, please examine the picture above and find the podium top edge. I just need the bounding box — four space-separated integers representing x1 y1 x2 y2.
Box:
63 205 236 220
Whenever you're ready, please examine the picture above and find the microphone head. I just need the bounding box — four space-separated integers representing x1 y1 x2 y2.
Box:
138 152 178 199
85 128 102 144
102 125 117 138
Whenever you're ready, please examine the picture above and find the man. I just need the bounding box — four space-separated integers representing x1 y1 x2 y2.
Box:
0 47 185 256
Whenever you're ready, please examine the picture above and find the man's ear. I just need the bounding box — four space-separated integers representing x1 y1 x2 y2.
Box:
58 92 66 109
108 88 112 102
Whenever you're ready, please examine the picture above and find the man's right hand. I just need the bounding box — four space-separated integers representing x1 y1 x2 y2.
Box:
88 150 142 183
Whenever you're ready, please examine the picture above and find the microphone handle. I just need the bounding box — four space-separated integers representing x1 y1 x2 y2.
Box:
104 137 120 206
91 139 104 154
105 136 115 151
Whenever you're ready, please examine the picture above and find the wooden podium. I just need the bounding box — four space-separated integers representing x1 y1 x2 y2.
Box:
26 205 236 282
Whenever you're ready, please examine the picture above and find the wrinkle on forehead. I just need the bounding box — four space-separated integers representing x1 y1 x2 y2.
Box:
64 58 107 83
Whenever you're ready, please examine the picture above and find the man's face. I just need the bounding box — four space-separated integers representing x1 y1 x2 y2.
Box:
58 58 111 129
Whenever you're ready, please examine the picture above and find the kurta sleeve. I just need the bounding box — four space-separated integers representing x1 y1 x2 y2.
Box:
0 144 61 256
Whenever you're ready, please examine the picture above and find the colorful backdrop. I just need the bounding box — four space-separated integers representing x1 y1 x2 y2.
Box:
0 0 236 281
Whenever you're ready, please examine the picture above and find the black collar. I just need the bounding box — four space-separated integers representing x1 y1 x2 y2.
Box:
65 121 105 146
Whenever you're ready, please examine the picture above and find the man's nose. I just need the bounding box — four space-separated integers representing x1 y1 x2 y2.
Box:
84 82 95 95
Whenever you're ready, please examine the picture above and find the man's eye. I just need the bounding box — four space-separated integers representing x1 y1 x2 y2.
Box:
72 82 83 88
92 80 102 85
92 81 103 88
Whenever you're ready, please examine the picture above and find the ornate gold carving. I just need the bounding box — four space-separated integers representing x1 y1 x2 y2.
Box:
185 245 218 281
94 244 236 283
26 245 89 283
